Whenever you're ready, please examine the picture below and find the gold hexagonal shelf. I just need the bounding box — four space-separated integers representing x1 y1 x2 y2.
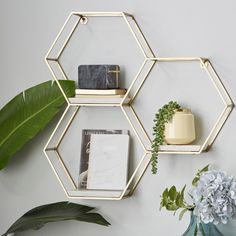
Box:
44 12 234 200
45 12 156 106
44 105 150 200
44 12 155 200
123 57 234 154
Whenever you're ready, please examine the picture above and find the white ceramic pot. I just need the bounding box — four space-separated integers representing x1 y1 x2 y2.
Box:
164 108 196 145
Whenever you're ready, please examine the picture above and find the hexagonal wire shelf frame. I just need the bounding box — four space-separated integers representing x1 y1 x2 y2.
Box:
45 12 156 106
122 57 234 154
44 12 234 200
44 12 156 200
44 105 150 200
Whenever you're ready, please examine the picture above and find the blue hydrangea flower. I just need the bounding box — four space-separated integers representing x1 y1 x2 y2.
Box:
190 169 236 225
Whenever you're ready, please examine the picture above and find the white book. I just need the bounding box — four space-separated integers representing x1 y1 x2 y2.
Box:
87 134 130 190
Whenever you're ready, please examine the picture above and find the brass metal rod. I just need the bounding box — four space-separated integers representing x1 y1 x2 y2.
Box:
200 106 232 152
72 12 125 17
55 150 77 189
129 154 151 195
45 147 57 151
203 60 234 106
121 59 147 105
120 106 147 152
57 60 69 80
57 17 81 59
69 103 122 107
130 105 152 145
131 16 156 58
45 12 74 59
122 13 147 58
67 195 122 200
43 105 71 151
45 60 70 104
152 57 203 62
130 60 156 103
46 58 58 61
120 152 147 199
55 106 80 148
44 149 70 197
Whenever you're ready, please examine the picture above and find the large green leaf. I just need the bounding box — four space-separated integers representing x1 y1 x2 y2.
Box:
0 80 75 170
2 201 110 236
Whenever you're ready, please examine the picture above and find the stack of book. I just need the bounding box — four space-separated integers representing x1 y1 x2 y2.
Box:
69 64 130 104
69 89 130 104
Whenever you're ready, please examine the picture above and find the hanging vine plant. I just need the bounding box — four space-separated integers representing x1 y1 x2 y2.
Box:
151 101 181 174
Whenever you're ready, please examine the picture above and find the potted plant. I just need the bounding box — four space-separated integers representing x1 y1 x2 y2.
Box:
151 101 196 174
160 165 236 235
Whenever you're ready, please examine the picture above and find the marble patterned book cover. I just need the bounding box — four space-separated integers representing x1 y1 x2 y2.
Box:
78 65 120 89
78 129 128 189
87 134 130 190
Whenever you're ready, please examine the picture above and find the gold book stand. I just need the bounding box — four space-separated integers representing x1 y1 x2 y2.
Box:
44 12 234 200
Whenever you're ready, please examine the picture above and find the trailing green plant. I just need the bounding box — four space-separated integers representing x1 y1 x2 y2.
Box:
151 101 181 174
2 201 110 236
0 80 75 170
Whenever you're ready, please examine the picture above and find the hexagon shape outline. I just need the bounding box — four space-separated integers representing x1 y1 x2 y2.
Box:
45 12 156 106
44 104 151 200
122 57 234 154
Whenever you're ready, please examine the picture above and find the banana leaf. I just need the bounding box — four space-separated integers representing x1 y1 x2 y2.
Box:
2 201 110 236
0 80 75 170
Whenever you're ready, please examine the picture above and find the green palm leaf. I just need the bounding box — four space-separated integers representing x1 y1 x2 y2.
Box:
0 80 75 170
2 201 110 236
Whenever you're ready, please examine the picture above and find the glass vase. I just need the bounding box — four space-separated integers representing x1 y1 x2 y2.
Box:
182 212 224 236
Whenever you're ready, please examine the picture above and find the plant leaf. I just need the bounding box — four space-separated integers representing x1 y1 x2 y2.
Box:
199 223 207 236
169 186 177 201
0 80 75 170
194 225 198 236
192 165 209 186
179 208 188 221
2 202 110 236
178 185 186 207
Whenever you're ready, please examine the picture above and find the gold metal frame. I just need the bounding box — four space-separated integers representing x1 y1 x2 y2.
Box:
123 57 234 154
44 105 149 200
44 12 234 200
45 11 155 106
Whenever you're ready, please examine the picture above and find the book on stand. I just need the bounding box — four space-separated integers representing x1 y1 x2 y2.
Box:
87 134 130 190
78 129 128 189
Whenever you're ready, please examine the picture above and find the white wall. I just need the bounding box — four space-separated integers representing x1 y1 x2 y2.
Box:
0 0 236 235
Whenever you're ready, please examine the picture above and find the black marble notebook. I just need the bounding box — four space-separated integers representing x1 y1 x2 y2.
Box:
78 65 120 89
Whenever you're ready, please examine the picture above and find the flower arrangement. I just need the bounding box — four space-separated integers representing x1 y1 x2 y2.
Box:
191 169 236 225
160 165 236 235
